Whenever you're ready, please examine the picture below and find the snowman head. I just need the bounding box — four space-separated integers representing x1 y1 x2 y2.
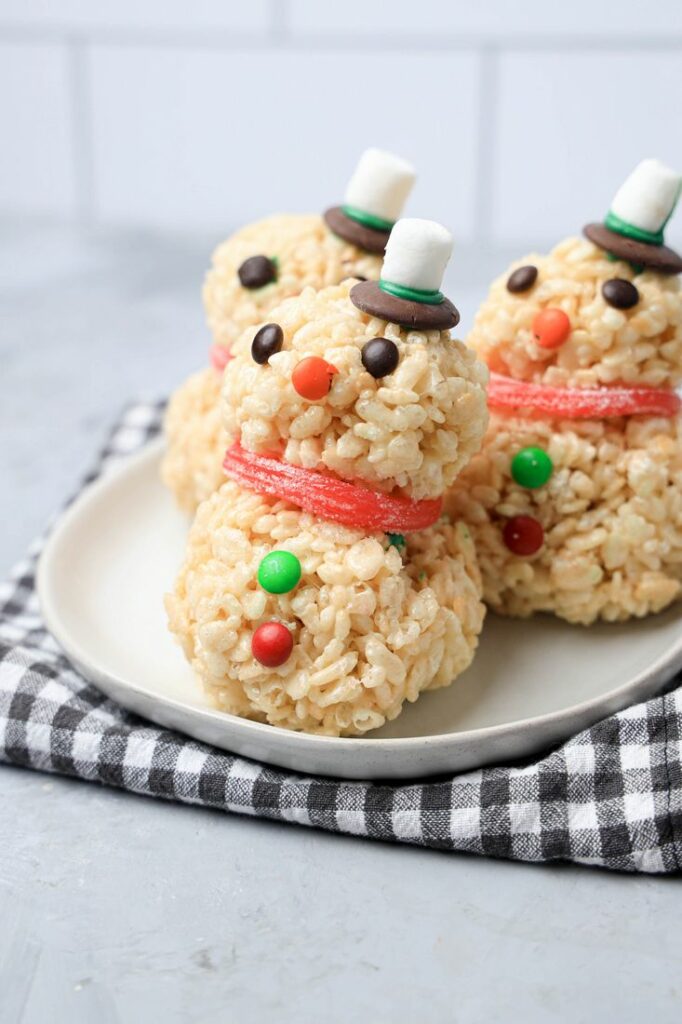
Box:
204 213 381 350
221 219 488 500
470 161 682 390
204 149 416 349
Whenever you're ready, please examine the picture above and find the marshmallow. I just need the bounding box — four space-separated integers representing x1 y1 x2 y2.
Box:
382 219 453 293
610 158 681 234
344 148 416 224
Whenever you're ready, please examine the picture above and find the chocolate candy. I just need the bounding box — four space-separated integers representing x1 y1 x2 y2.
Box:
602 278 639 310
258 551 302 595
506 265 538 294
503 515 544 556
292 356 337 400
511 446 553 489
238 255 277 289
251 323 283 364
361 337 399 378
532 308 571 349
251 621 293 667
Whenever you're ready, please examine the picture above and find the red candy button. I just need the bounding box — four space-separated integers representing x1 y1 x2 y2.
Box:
532 308 571 349
292 356 338 400
251 622 293 668
487 373 681 419
503 515 544 556
223 443 442 533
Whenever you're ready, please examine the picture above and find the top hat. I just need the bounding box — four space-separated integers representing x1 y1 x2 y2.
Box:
584 158 682 274
350 218 460 330
324 148 416 254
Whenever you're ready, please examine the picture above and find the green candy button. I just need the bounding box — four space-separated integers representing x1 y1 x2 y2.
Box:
257 551 302 595
511 446 553 489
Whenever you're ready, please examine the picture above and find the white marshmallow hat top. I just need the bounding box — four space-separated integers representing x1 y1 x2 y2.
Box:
349 217 460 330
343 148 416 229
381 218 453 298
607 158 681 242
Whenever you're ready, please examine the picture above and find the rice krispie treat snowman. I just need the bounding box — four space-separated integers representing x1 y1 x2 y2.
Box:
166 220 489 736
162 148 416 513
446 159 682 625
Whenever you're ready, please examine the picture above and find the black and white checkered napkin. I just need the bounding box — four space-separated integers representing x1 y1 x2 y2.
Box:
1 403 680 874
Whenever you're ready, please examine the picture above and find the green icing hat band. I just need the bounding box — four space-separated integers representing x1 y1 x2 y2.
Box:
604 210 664 247
341 204 395 233
379 279 444 305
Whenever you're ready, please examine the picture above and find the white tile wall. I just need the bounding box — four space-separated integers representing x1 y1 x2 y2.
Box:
493 51 682 250
0 1 270 34
0 41 75 215
87 46 479 237
1 0 682 251
289 0 682 39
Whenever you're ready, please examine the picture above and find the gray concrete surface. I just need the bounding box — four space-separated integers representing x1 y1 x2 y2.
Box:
1 220 680 1023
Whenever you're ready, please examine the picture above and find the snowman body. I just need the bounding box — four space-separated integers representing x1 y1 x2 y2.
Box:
447 236 682 624
162 214 381 513
166 277 489 735
163 148 416 514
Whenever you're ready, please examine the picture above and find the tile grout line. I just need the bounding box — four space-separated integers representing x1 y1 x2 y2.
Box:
472 46 499 250
269 0 290 41
67 35 96 227
0 25 681 51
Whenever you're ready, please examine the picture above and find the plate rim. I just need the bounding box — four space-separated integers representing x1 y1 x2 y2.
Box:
37 439 682 757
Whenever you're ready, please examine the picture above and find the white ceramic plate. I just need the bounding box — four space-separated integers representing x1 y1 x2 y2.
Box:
37 439 682 780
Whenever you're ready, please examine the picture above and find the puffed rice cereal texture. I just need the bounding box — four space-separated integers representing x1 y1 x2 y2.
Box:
161 367 227 514
222 280 489 500
448 235 682 624
204 214 382 350
446 410 682 624
162 214 381 513
166 481 485 736
471 237 682 389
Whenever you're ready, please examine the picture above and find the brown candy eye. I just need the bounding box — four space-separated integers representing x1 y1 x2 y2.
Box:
602 278 639 310
361 337 399 379
238 255 277 289
506 265 538 293
251 323 283 364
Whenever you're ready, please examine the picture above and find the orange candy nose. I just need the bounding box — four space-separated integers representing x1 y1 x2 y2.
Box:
292 356 338 400
532 308 571 349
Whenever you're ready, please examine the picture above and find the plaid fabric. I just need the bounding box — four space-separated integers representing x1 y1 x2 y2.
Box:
1 403 681 874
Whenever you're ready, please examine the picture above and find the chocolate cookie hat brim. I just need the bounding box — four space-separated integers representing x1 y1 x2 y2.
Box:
583 222 682 274
351 218 459 330
350 280 459 330
324 206 390 254
583 159 682 274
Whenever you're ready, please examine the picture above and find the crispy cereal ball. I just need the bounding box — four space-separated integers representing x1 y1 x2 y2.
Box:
166 481 484 736
162 215 382 514
161 368 227 514
472 237 682 389
222 280 489 500
446 411 682 624
204 214 382 350
449 223 682 625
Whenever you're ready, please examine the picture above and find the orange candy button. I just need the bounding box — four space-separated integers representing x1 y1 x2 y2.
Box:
292 356 338 400
532 308 571 349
